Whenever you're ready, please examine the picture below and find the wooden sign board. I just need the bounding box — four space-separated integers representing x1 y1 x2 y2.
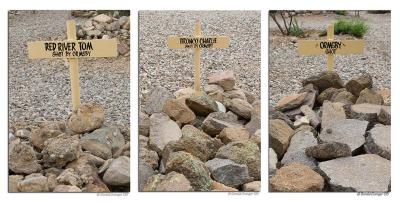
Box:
298 24 364 71
167 36 230 49
28 39 118 59
167 22 230 94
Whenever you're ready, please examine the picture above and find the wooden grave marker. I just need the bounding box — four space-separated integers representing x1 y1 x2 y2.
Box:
27 20 118 110
167 21 230 94
298 24 364 71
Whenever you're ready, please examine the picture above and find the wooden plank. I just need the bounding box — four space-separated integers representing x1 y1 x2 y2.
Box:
194 22 202 93
167 36 230 49
66 20 81 110
298 40 364 55
27 39 118 59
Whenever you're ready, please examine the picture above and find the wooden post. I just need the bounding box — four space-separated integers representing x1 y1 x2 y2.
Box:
327 24 334 71
194 22 202 94
66 20 81 110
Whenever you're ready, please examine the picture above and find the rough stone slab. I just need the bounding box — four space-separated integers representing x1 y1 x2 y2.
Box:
281 130 318 169
275 92 308 112
305 142 351 160
365 124 391 160
318 154 390 192
356 88 383 105
300 105 321 128
269 119 294 158
149 113 182 154
350 103 391 122
206 158 252 188
321 101 346 129
144 86 173 115
319 119 368 153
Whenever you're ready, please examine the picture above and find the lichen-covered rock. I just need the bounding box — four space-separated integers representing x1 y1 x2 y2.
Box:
305 142 351 160
143 172 193 192
206 158 252 188
67 103 105 134
269 162 324 192
165 151 212 191
216 140 261 180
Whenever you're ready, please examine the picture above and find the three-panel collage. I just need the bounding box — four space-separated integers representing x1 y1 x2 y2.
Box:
7 8 391 196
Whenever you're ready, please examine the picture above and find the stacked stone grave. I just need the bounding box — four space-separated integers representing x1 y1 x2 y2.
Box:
269 71 391 192
139 70 261 192
9 104 130 192
75 13 130 56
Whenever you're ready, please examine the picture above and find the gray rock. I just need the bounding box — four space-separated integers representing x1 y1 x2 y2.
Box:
302 71 344 92
103 156 130 186
318 154 390 192
319 119 368 153
201 111 241 136
293 116 310 128
269 119 294 158
281 130 318 169
300 105 320 128
149 113 182 154
206 158 253 188
305 142 351 160
42 134 81 168
144 86 173 115
245 101 261 135
378 107 391 125
105 21 119 31
228 98 253 120
139 111 150 136
138 161 156 191
365 124 391 160
321 101 346 129
9 142 41 174
269 148 278 176
350 103 391 122
80 127 125 159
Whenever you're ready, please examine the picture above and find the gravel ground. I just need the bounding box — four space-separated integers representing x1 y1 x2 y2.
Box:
139 11 261 108
8 10 130 126
269 11 391 106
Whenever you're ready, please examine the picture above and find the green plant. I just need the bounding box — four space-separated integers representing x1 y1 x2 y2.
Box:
319 19 368 38
334 10 347 16
367 10 390 14
289 18 304 37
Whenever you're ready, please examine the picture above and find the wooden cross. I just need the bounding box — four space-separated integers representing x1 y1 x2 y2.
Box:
298 24 364 71
167 21 230 94
27 20 117 110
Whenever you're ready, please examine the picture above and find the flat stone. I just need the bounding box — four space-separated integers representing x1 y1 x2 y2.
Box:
149 113 182 154
144 86 174 115
269 119 294 158
281 130 318 169
302 71 344 92
270 162 324 192
365 124 391 160
216 140 261 180
208 70 235 91
321 101 346 129
345 74 373 97
356 88 383 105
143 172 193 192
165 151 212 191
319 119 368 153
186 93 218 116
350 103 391 122
318 154 390 192
305 142 351 160
201 111 241 136
206 158 252 188
275 92 308 111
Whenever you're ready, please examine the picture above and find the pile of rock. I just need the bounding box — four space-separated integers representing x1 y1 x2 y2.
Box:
139 70 261 192
75 13 130 56
269 71 391 192
9 103 130 192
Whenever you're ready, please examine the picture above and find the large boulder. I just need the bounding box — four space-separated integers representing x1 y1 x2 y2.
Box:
269 119 294 158
148 113 182 154
9 142 41 174
318 154 390 192
165 151 213 191
67 103 105 134
269 162 324 192
319 119 368 153
365 124 391 160
216 140 261 180
206 158 253 188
